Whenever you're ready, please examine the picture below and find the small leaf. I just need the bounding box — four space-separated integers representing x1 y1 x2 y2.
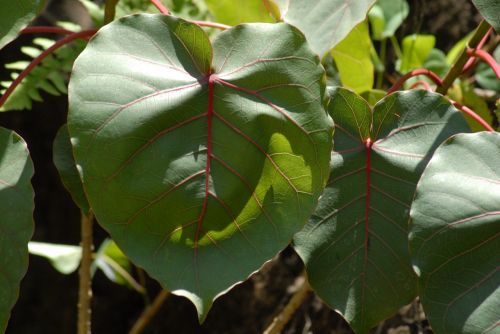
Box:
28 241 81 274
368 0 409 40
94 239 132 287
331 21 374 94
68 14 333 320
399 34 435 73
0 0 45 49
53 124 90 213
205 0 273 25
410 132 500 334
471 0 500 32
270 0 376 57
0 128 34 332
293 88 470 334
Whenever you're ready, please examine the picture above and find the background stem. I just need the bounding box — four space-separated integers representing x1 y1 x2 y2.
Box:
78 211 94 334
129 290 170 334
104 0 120 24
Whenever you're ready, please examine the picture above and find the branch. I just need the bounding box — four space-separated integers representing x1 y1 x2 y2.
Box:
467 48 500 79
191 20 230 30
461 27 493 73
387 69 443 94
450 100 495 132
263 275 311 334
150 0 170 15
436 20 492 94
129 290 170 334
0 29 97 109
104 0 120 24
21 26 79 35
78 211 94 334
409 80 432 91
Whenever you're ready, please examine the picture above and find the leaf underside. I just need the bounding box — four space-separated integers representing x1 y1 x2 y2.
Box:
0 0 43 49
294 88 470 333
470 0 500 32
0 127 34 332
410 132 500 334
68 14 333 319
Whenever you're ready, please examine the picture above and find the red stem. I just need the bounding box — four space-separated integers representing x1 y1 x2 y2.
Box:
150 0 170 15
466 48 500 79
409 80 432 91
450 100 495 132
191 20 230 30
0 30 97 109
21 26 78 36
363 138 372 276
387 69 443 94
462 27 493 73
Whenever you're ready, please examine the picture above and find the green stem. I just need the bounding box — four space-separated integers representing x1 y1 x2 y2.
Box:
390 36 403 59
436 20 491 95
129 290 170 334
376 38 387 89
104 0 120 24
77 211 94 334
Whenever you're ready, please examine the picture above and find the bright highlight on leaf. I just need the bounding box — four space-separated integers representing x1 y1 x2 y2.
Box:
410 132 500 334
68 14 333 320
293 88 470 334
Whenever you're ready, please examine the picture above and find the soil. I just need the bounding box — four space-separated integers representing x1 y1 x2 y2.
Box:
0 1 482 333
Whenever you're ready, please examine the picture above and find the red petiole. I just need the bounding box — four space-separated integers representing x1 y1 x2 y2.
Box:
387 69 443 94
466 48 500 79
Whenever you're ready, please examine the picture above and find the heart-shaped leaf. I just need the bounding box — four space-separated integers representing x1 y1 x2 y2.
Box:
471 0 500 32
410 132 500 334
68 14 333 319
205 0 274 25
270 0 376 57
293 88 470 333
0 127 34 332
53 124 90 213
0 0 45 49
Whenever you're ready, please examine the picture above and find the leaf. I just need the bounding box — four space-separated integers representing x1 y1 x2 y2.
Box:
94 238 133 287
293 87 470 334
331 21 374 94
460 81 494 132
68 14 333 320
471 0 500 32
446 32 473 65
360 89 386 106
270 0 376 57
28 241 81 274
399 34 436 73
0 127 34 332
205 0 273 25
409 132 500 334
423 48 449 78
0 0 45 49
368 0 409 40
53 124 90 213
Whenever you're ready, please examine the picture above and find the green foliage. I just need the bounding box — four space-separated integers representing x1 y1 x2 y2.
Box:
399 34 435 73
0 0 45 49
0 36 85 111
471 0 500 32
410 132 500 334
368 0 409 40
205 0 273 25
68 14 333 320
0 128 34 333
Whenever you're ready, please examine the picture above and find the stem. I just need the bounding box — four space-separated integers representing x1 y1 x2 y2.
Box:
450 100 495 132
462 27 493 73
150 0 170 15
387 69 443 94
0 29 96 109
191 20 231 30
104 0 120 24
390 36 403 59
467 48 500 79
21 26 77 35
409 80 432 91
78 211 94 334
263 275 311 334
436 20 492 94
129 290 170 334
98 254 145 294
376 38 387 89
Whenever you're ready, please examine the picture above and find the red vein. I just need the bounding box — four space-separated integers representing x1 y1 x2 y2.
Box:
363 138 372 278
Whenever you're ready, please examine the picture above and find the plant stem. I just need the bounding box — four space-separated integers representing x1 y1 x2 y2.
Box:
387 68 443 94
191 20 231 30
78 211 94 334
263 275 311 334
450 100 495 132
129 290 170 334
466 48 500 79
436 20 491 95
98 254 145 294
0 29 97 109
376 38 387 89
21 26 77 35
104 0 120 24
150 0 170 15
461 27 493 73
390 36 403 59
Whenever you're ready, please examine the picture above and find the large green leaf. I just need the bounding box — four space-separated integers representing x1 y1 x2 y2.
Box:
68 14 333 319
205 0 273 25
410 132 500 334
0 127 34 332
0 0 44 49
331 21 374 94
399 34 436 73
471 0 500 32
53 124 90 213
270 0 376 57
368 0 409 40
293 88 470 334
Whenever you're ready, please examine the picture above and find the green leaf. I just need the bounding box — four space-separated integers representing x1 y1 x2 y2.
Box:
423 48 449 78
68 14 333 320
293 88 470 334
399 34 436 73
0 128 34 332
460 82 494 132
0 0 44 49
368 0 409 40
94 239 132 287
53 124 90 213
331 21 374 94
28 241 81 274
270 0 376 57
446 32 473 65
360 89 386 106
205 0 273 25
471 0 500 32
410 132 500 334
